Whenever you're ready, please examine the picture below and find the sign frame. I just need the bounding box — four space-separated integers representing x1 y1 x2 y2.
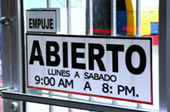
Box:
26 33 153 105
26 8 60 33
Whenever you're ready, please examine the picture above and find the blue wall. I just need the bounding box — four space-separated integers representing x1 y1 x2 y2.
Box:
116 11 127 35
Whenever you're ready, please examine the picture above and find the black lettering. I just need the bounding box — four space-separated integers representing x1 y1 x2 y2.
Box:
125 86 135 96
42 19 45 29
118 85 125 95
29 40 44 65
29 18 33 28
84 81 92 91
32 18 38 28
103 74 110 81
74 71 80 78
72 43 85 69
107 44 124 72
126 45 146 75
38 19 41 28
46 19 49 29
110 75 117 82
48 69 56 75
58 79 74 88
58 79 65 87
46 41 60 66
30 18 54 29
63 42 68 68
66 79 74 88
48 69 70 77
89 43 106 71
50 19 54 29
84 72 89 79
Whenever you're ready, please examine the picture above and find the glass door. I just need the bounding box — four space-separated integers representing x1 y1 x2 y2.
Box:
24 0 160 112
0 0 164 112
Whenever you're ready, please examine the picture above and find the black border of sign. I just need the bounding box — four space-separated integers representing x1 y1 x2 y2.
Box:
26 33 153 105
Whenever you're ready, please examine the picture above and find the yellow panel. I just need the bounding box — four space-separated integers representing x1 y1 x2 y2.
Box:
126 12 136 36
141 11 159 35
125 0 134 11
125 0 136 36
125 0 159 36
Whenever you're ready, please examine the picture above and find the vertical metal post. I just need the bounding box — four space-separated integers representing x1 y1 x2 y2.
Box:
47 0 53 112
47 0 51 8
136 0 141 36
111 0 116 36
159 0 170 111
89 0 93 35
68 94 73 112
85 1 94 110
88 0 94 109
1 0 24 111
66 0 72 112
86 0 93 35
136 0 141 108
67 0 71 35
111 0 117 105
49 91 54 112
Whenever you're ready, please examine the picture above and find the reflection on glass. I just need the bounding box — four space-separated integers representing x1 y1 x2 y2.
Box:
71 0 86 35
51 0 67 34
26 0 47 9
51 0 66 8
51 0 86 35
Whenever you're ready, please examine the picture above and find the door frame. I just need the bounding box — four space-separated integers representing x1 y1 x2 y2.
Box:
1 0 170 112
1 0 25 111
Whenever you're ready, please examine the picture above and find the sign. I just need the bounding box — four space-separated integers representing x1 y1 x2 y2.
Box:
26 9 60 33
26 34 153 105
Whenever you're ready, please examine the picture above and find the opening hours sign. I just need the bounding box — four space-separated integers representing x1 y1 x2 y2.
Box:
26 34 153 105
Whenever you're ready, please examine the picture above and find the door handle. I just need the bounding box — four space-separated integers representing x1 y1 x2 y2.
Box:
0 87 11 96
0 17 12 26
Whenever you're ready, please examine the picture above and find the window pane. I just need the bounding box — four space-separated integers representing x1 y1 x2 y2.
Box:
71 0 86 35
26 0 47 9
51 0 67 34
24 0 159 111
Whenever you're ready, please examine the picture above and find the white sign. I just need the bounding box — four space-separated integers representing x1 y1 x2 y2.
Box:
27 34 153 105
26 9 60 33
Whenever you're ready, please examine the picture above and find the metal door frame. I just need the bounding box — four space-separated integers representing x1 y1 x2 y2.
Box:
159 0 170 111
1 0 170 112
1 0 25 111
